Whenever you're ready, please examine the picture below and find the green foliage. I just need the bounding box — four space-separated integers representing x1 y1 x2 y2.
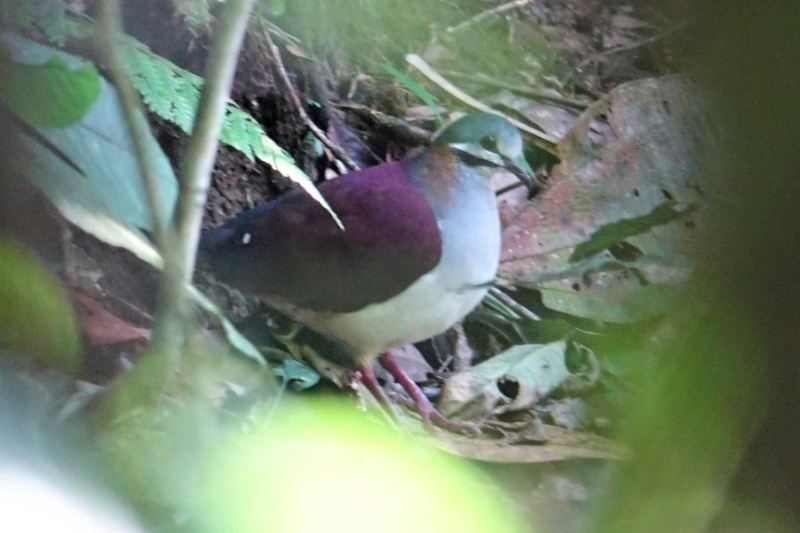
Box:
380 62 440 121
570 202 694 262
0 237 81 374
125 39 339 226
0 50 100 128
0 41 270 369
274 0 480 63
126 40 201 134
125 39 300 171
0 0 72 45
0 34 178 234
172 0 214 36
273 360 320 392
196 400 527 533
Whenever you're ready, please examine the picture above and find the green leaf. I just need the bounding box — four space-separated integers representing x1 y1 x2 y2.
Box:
570 202 694 262
540 280 681 323
272 360 320 391
188 286 266 365
252 122 343 228
380 62 440 120
0 237 81 374
0 36 267 367
1 34 178 233
439 341 570 419
0 51 100 128
0 0 72 45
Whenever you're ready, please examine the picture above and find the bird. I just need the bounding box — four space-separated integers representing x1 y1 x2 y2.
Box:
200 112 533 429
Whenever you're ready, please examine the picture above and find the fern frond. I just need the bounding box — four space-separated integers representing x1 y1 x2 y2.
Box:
125 39 304 181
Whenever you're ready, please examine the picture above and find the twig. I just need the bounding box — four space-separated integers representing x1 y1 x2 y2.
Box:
451 323 476 372
447 0 533 34
173 0 258 299
441 70 590 110
262 19 301 45
496 180 530 197
599 22 686 60
92 0 258 424
334 102 433 145
490 287 541 321
97 2 168 249
406 54 559 155
260 21 358 172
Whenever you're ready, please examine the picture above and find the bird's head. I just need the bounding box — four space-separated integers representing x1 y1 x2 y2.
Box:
432 113 536 190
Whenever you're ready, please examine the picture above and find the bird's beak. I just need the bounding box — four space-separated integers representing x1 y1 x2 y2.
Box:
502 153 540 193
450 141 541 194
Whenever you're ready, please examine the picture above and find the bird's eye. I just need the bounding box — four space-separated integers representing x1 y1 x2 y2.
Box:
480 135 497 152
237 231 252 246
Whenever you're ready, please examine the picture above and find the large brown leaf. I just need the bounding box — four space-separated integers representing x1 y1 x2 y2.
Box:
501 76 717 322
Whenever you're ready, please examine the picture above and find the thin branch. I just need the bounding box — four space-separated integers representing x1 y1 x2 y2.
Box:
92 0 257 424
93 0 187 422
593 22 686 62
564 22 686 87
263 19 302 45
173 0 258 291
334 102 433 144
446 0 533 34
97 1 168 248
406 54 559 155
490 287 541 321
441 70 590 110
260 21 358 172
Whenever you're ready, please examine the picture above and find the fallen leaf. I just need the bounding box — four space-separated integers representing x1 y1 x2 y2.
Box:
500 76 717 321
438 341 569 419
71 290 151 346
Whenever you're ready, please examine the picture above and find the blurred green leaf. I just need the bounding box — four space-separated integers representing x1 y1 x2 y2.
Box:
0 0 72 45
188 286 267 365
0 52 100 128
540 278 680 323
0 34 178 233
197 400 526 533
0 237 81 374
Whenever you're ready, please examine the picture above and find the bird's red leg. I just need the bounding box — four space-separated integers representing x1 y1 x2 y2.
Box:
358 364 393 409
377 352 478 434
377 353 436 414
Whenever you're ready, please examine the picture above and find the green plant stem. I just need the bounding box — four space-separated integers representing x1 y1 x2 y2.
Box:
97 1 168 247
93 0 179 423
94 0 257 422
173 0 257 291
154 0 258 373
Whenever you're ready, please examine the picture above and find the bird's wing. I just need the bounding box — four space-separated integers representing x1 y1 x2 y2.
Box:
201 160 443 313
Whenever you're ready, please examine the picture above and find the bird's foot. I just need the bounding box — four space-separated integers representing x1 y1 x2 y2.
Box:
375 353 480 436
356 365 399 422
